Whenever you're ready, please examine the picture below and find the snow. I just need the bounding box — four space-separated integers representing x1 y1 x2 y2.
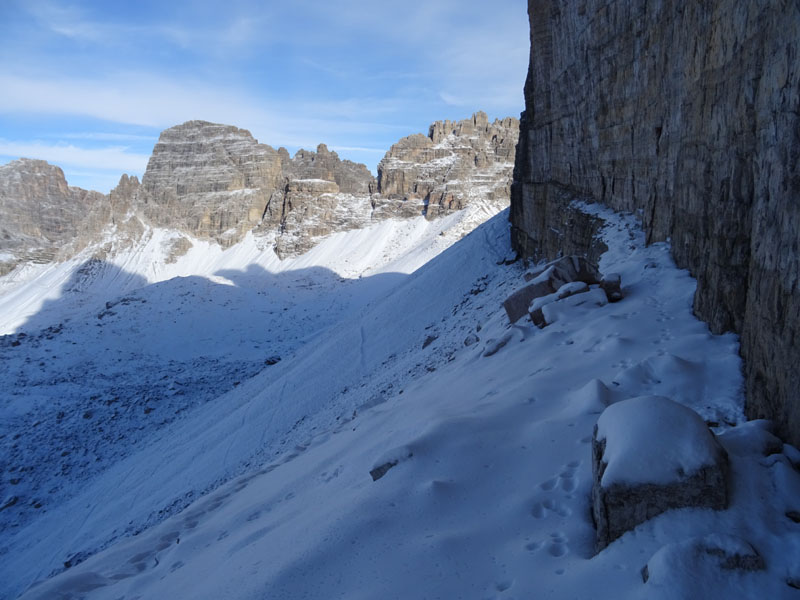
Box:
595 395 723 486
557 280 590 297
643 533 765 597
541 287 608 325
2 202 799 600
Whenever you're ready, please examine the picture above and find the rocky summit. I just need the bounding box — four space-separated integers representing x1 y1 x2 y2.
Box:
0 159 110 274
135 121 285 246
1 113 519 264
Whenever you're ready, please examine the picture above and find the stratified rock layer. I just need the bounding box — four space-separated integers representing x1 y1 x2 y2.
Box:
139 121 285 246
378 112 519 219
511 1 800 445
0 159 109 271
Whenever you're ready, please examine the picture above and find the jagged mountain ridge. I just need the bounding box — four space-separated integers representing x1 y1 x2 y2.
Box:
0 112 519 268
0 160 109 274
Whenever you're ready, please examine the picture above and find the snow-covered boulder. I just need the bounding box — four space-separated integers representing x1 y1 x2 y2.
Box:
600 272 623 302
591 396 729 551
716 419 784 457
533 285 608 328
523 255 601 286
642 534 764 594
502 255 603 324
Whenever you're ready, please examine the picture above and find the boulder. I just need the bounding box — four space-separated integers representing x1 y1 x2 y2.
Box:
600 273 623 302
503 280 556 324
533 286 608 328
591 396 729 551
503 255 609 325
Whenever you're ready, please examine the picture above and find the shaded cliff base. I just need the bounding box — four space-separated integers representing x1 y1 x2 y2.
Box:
511 178 800 448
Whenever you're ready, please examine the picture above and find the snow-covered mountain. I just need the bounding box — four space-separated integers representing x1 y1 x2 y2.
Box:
2 195 799 599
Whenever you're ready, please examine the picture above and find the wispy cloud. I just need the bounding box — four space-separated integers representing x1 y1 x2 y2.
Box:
0 72 411 142
22 0 101 41
18 0 266 56
57 132 158 143
0 140 150 173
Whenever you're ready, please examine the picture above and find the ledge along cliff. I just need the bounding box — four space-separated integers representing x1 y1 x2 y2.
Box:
0 112 518 272
510 1 800 445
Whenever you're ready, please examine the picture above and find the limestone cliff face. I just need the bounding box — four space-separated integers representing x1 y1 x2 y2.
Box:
267 144 376 257
139 121 285 247
284 143 375 194
0 159 109 272
378 112 519 219
510 1 800 444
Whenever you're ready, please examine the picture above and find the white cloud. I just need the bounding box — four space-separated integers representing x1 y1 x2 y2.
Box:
57 132 158 142
0 72 405 130
0 140 150 174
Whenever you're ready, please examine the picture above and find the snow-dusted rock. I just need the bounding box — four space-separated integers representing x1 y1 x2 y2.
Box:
377 112 519 219
503 255 603 324
600 272 623 302
642 534 764 591
716 420 784 458
591 396 729 551
0 159 111 270
524 255 601 287
502 280 554 324
538 286 607 327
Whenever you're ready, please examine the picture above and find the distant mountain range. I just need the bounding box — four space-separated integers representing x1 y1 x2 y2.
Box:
0 112 518 274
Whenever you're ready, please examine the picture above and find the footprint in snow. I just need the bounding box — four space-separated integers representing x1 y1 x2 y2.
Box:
538 460 581 494
548 532 570 557
531 498 571 519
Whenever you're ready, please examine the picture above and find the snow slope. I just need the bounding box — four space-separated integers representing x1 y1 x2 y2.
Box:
3 204 800 599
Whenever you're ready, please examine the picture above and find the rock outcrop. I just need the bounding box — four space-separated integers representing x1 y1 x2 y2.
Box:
0 159 110 272
511 1 800 445
378 112 519 219
283 143 375 194
266 144 376 257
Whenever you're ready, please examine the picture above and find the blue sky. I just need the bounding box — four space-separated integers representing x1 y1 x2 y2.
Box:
0 0 528 193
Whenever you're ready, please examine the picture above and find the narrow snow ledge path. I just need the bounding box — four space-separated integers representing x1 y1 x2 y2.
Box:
13 205 800 600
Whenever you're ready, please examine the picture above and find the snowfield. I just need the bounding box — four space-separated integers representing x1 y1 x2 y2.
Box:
1 203 799 599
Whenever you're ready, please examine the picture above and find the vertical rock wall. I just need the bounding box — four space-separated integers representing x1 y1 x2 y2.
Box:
510 1 800 445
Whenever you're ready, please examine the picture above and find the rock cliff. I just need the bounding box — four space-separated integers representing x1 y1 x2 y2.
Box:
138 121 285 247
510 1 800 445
266 144 376 257
0 159 110 273
378 112 518 219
